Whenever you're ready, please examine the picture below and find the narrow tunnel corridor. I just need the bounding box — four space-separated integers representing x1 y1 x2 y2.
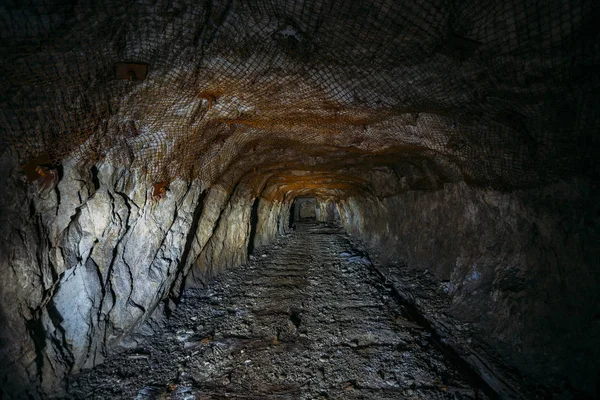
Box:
1 0 599 399
68 222 489 399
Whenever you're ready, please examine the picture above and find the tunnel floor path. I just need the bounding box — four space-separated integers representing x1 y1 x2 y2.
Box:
68 222 489 399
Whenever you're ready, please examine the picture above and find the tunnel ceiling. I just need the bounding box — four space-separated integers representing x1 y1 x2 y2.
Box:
2 0 599 197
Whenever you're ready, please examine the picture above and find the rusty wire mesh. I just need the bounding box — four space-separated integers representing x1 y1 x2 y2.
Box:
1 0 599 192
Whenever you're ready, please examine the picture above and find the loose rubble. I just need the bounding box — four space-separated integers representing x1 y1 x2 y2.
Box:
67 222 490 399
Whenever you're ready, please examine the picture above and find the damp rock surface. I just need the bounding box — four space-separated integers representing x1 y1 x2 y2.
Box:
67 222 488 399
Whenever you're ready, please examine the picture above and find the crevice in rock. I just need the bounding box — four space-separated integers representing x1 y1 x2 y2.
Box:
0 2 598 398
168 190 207 304
45 299 75 377
247 196 259 255
25 312 47 387
90 166 100 194
115 190 140 213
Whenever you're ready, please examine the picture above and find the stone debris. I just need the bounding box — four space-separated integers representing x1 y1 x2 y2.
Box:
67 222 490 399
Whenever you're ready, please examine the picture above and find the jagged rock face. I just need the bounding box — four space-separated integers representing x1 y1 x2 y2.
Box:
3 150 599 399
65 223 494 399
0 0 599 399
0 151 263 397
339 178 600 397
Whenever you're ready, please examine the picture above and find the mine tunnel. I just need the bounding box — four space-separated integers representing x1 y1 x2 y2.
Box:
292 197 319 223
0 0 599 399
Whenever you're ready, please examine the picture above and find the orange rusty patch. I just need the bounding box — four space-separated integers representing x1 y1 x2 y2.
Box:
197 90 222 110
21 153 54 182
153 181 169 199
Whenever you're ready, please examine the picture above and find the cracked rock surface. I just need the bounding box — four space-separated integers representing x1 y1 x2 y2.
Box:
67 222 488 399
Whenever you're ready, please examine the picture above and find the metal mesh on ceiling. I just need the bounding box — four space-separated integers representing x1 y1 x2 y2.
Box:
1 0 599 192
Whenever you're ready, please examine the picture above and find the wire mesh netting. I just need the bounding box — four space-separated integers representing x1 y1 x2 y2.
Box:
1 0 599 192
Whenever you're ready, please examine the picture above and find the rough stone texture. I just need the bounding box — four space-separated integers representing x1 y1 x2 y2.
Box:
3 0 598 192
192 183 255 281
253 199 285 250
0 150 209 397
0 146 290 398
66 222 491 399
1 1 599 398
2 143 599 399
340 179 600 398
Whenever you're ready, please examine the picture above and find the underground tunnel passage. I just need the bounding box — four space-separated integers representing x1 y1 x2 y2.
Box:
1 0 599 399
292 197 319 223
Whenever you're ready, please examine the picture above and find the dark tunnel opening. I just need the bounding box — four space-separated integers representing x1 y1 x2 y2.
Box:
288 200 296 229
247 197 260 255
294 197 318 222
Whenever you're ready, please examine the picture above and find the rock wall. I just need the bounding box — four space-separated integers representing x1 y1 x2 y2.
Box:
2 142 598 399
339 180 600 398
320 200 341 225
190 182 255 281
0 152 275 398
253 199 285 250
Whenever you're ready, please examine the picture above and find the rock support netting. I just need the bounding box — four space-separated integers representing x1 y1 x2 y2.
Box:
2 0 599 194
1 2 599 399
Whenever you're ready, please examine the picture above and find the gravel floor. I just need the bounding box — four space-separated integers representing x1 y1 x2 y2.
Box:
66 222 490 399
